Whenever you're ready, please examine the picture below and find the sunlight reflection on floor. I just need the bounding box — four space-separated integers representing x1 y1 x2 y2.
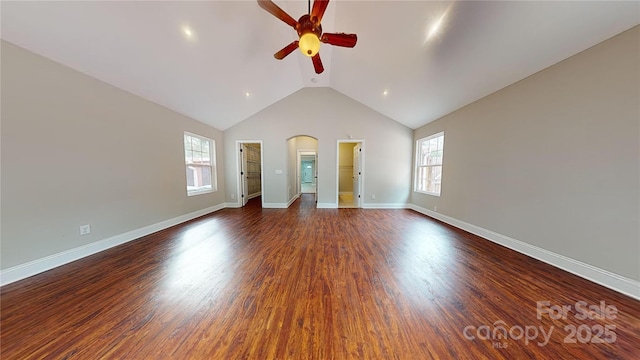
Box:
397 221 458 307
161 220 234 306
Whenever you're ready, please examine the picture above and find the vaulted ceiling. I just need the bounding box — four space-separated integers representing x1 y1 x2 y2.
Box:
1 1 638 130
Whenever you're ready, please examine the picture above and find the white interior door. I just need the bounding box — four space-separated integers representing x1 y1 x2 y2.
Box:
353 144 361 207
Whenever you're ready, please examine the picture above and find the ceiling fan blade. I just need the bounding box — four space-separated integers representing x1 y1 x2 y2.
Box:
311 0 330 24
257 0 298 28
321 33 358 47
274 41 299 60
312 53 324 74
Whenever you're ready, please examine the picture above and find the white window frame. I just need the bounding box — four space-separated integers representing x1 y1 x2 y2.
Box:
184 132 217 196
414 131 444 196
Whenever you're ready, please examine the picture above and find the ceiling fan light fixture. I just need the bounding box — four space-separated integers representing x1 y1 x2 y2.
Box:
299 32 320 57
258 0 356 73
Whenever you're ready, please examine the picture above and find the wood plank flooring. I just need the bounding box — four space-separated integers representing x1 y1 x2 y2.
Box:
1 194 639 359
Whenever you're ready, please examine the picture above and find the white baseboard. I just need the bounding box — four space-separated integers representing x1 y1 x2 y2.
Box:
249 193 298 209
317 202 338 209
362 203 409 209
263 203 288 208
408 204 640 300
319 202 409 209
286 194 300 208
0 203 227 287
224 201 241 208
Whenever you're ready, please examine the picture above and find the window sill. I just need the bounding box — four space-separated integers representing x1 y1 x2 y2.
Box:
187 189 214 197
415 190 441 197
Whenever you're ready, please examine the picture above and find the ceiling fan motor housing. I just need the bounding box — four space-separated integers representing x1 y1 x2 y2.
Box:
297 14 322 38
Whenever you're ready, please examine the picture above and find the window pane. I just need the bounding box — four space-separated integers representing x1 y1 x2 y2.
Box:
184 132 216 195
186 165 212 193
417 166 427 192
420 141 429 166
192 137 201 152
202 143 211 163
415 132 443 195
424 165 442 194
433 165 442 192
429 149 442 165
427 166 435 193
201 166 212 186
430 138 438 151
186 166 195 187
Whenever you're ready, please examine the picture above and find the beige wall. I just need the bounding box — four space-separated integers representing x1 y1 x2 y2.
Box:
1 41 226 269
286 137 298 201
412 26 640 281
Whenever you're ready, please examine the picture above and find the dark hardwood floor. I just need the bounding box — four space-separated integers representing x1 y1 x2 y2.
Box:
1 194 639 359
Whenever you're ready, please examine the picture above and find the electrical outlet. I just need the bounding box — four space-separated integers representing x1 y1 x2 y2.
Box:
231 193 235 200
371 194 376 200
434 206 437 212
80 224 91 236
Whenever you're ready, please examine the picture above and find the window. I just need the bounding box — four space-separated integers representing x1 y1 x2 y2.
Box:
184 132 216 196
415 132 444 196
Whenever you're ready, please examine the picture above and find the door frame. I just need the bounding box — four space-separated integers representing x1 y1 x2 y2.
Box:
236 140 264 208
336 140 364 208
297 149 317 201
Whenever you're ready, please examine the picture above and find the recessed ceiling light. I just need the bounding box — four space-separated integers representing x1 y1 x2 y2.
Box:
383 90 389 96
182 25 196 41
245 92 251 97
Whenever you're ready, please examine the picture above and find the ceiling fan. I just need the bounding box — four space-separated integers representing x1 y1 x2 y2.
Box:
257 0 358 74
